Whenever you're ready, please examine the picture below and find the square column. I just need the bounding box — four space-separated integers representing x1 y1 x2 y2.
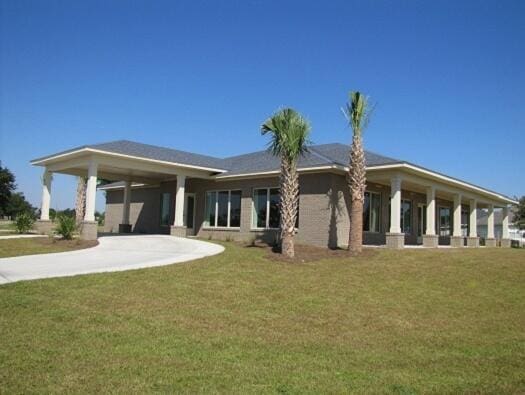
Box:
119 181 132 233
81 160 98 240
35 168 54 234
485 204 496 247
501 206 511 248
423 186 438 247
386 176 404 249
170 174 187 237
467 199 479 247
451 193 463 247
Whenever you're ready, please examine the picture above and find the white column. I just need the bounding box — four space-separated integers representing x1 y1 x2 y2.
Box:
487 204 495 239
425 186 435 235
502 206 509 239
389 176 402 234
84 161 98 222
469 199 477 237
173 174 186 227
122 181 131 225
40 168 52 220
453 193 462 237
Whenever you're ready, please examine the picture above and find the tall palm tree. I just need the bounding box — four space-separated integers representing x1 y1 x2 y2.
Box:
343 91 372 253
261 108 311 258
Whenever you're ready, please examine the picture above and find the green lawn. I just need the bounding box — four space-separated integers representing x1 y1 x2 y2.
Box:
1 243 524 393
0 238 97 258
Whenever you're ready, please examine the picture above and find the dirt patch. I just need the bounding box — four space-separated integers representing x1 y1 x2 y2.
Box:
34 238 99 251
247 242 378 263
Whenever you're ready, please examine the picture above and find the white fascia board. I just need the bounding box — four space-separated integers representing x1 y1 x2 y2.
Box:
214 165 345 180
31 148 228 173
366 163 517 205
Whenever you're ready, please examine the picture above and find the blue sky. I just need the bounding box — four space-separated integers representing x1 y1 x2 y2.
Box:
1 0 524 211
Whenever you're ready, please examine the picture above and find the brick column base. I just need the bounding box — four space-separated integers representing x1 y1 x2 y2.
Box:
170 226 187 237
467 237 479 248
450 236 463 248
422 234 438 248
80 221 98 240
501 238 511 248
386 233 404 249
485 238 497 247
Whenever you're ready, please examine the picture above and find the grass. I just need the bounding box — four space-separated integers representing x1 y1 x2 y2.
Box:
0 242 524 393
0 238 98 258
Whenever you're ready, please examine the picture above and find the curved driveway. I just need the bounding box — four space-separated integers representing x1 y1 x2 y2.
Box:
0 235 224 284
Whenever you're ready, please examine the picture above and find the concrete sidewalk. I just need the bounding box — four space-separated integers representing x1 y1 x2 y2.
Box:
0 235 224 284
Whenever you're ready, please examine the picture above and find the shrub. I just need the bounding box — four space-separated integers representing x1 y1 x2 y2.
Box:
55 215 77 240
14 212 34 234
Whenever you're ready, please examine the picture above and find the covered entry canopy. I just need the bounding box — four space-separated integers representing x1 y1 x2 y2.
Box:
31 140 226 239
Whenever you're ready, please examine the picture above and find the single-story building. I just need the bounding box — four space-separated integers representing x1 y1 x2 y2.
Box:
31 140 517 248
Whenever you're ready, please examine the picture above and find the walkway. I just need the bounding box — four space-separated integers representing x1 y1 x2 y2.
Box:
0 235 224 284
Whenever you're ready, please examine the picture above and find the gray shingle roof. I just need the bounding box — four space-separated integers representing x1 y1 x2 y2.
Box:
32 140 228 171
35 140 401 176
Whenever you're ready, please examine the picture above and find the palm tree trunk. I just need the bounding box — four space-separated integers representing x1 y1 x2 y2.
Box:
75 177 87 225
348 134 366 253
280 157 299 258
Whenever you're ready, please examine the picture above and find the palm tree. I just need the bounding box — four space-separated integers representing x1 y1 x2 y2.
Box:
75 176 87 225
343 91 372 254
261 108 311 258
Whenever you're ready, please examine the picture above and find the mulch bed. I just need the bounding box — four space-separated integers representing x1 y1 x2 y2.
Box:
248 242 378 263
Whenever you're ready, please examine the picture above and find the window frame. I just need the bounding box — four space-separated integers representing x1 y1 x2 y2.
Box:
439 206 451 236
204 189 242 229
363 191 382 233
251 187 280 230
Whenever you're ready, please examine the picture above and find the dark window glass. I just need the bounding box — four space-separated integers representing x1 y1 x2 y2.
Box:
254 189 267 228
230 191 241 227
269 188 280 228
186 195 194 228
217 191 229 227
160 193 171 226
401 200 412 234
439 207 451 236
363 192 371 232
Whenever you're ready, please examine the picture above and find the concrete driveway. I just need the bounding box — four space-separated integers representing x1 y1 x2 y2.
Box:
0 235 224 284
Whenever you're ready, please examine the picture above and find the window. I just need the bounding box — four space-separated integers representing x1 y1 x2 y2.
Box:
252 187 299 229
205 190 242 228
160 192 171 226
439 207 451 236
363 191 381 232
401 199 412 234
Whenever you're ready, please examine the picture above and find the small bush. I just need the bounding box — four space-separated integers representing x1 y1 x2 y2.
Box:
55 215 77 240
14 213 34 234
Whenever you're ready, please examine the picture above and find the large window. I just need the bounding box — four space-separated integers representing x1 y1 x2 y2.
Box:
401 199 412 234
252 187 299 229
461 208 469 237
439 207 451 236
253 188 280 228
160 192 171 226
205 190 242 228
363 191 381 232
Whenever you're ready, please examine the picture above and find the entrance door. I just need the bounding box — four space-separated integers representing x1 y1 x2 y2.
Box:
184 193 196 236
417 204 427 244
